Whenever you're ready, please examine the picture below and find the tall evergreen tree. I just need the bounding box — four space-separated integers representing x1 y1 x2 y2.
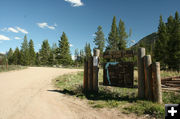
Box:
74 48 79 66
20 35 29 65
35 52 40 66
79 49 85 65
154 15 168 68
57 32 72 65
29 39 36 65
107 16 119 50
7 48 14 65
13 47 20 65
118 19 128 50
84 43 92 60
49 43 58 65
167 12 180 70
93 26 105 53
39 40 51 65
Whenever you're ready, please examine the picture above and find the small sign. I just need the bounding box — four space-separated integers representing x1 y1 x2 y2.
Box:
93 56 98 66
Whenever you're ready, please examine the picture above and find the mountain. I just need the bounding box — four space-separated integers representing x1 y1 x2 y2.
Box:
131 32 158 55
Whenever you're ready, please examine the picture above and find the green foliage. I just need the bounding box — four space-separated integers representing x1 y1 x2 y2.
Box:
7 48 14 65
20 35 29 66
107 16 119 50
29 39 36 65
57 32 72 65
35 52 40 65
12 47 21 65
94 26 105 53
54 70 180 119
155 12 180 70
93 26 105 64
118 19 128 50
84 43 92 60
39 40 51 65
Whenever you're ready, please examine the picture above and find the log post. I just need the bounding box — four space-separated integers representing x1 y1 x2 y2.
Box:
144 55 153 100
83 59 88 91
93 49 100 92
137 48 145 98
88 57 93 91
152 62 162 104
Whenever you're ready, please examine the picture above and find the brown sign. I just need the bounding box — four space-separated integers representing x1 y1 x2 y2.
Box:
103 62 134 87
103 50 134 59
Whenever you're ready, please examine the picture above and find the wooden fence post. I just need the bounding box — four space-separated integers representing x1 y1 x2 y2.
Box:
152 62 162 104
83 59 88 91
138 48 145 98
88 57 93 91
93 49 100 92
144 55 153 100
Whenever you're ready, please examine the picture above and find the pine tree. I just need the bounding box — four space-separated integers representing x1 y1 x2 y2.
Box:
118 19 128 50
93 26 105 53
84 43 92 60
57 32 72 65
39 40 50 65
20 35 29 65
29 39 36 66
7 48 13 65
50 43 58 65
35 52 40 65
167 12 180 70
154 15 168 69
79 49 85 65
74 48 79 66
13 47 20 65
107 16 119 50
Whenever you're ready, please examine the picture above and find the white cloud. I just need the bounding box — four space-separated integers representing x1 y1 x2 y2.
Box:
65 0 84 7
37 22 56 30
8 27 19 33
0 35 10 40
16 27 28 34
14 37 21 40
69 44 73 47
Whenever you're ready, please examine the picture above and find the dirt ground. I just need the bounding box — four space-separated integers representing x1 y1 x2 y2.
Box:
0 67 146 119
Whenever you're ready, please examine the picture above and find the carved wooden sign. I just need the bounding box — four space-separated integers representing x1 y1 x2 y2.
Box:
103 50 134 59
103 62 134 87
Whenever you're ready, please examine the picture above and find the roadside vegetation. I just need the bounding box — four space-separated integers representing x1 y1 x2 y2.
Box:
0 65 27 72
54 70 180 119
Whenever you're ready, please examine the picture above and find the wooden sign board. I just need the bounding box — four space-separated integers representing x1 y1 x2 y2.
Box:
103 62 134 87
103 50 134 59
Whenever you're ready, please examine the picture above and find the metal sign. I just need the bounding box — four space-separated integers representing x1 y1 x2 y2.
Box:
93 56 98 66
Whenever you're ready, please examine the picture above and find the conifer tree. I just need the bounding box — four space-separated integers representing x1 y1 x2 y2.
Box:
7 48 13 65
35 52 40 65
107 16 119 50
154 15 168 68
20 35 29 65
79 49 85 65
84 43 92 60
57 32 72 65
29 39 36 65
13 47 20 65
39 40 50 65
118 19 128 50
93 26 105 53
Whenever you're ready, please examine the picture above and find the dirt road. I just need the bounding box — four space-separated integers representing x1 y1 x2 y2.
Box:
0 67 140 119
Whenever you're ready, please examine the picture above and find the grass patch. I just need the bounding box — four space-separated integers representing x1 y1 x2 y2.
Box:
161 70 180 78
53 70 180 119
0 65 27 72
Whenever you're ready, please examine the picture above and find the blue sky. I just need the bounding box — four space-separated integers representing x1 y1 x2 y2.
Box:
0 0 180 56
